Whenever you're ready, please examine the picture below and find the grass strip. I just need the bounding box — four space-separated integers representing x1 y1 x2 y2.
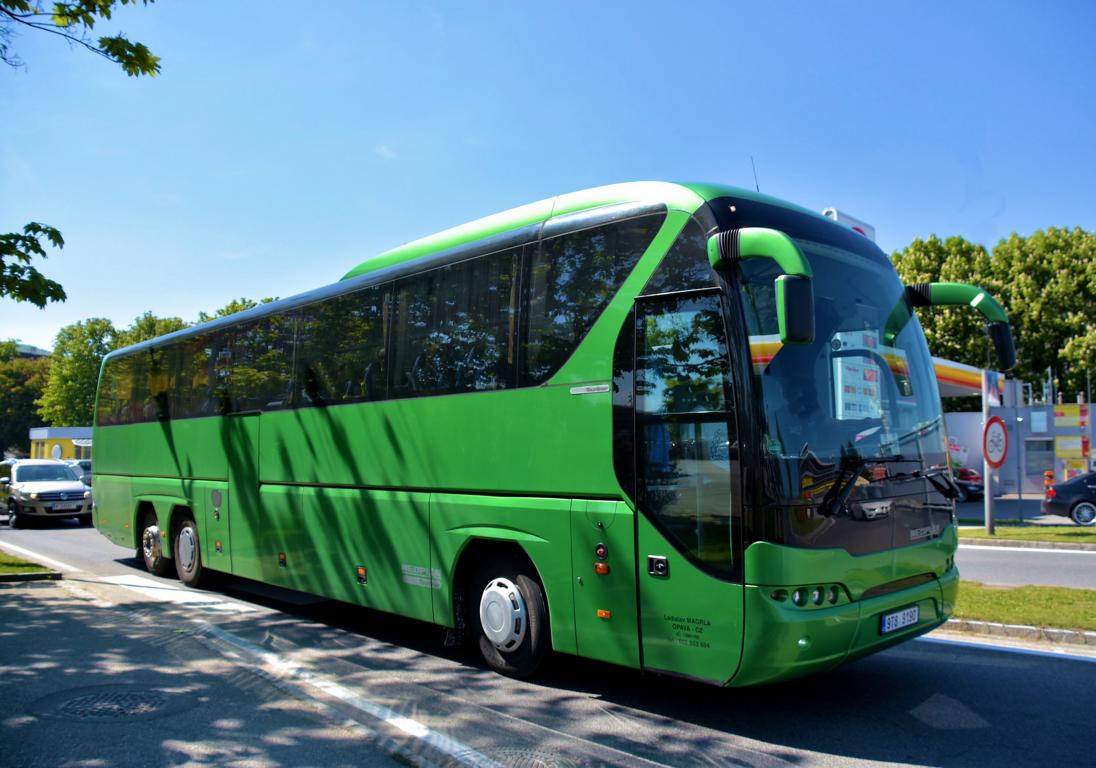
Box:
0 549 49 575
959 526 1096 544
955 580 1096 632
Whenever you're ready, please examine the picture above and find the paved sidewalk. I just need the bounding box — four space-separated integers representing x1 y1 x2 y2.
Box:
0 580 397 768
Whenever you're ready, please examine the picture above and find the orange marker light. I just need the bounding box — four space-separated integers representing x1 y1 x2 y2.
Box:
596 609 612 619
594 562 610 575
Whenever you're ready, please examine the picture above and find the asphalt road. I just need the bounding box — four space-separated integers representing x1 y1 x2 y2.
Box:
956 543 1096 589
1 521 1094 768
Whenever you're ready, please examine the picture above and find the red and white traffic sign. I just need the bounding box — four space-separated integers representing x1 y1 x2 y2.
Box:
982 415 1009 469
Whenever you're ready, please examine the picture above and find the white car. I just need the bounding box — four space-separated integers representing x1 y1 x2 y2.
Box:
1 459 93 528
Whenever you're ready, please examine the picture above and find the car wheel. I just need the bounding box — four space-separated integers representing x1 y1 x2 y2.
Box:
174 517 214 588
1070 501 1096 527
956 486 968 503
7 501 23 529
139 512 172 577
76 514 92 527
470 558 549 678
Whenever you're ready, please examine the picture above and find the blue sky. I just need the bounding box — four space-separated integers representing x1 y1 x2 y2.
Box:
2 1 1094 350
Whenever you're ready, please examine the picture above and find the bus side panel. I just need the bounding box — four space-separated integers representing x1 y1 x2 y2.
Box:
234 485 433 621
570 500 640 668
92 474 136 549
257 389 614 500
430 493 577 655
93 418 230 481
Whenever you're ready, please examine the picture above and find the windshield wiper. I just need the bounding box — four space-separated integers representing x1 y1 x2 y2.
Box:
873 466 960 500
820 454 908 517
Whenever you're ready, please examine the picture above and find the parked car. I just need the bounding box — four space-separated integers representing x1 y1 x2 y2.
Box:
1 459 93 527
953 476 984 503
1041 472 1096 526
65 459 93 485
955 466 983 483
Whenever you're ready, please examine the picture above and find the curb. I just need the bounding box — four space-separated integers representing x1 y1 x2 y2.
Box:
0 571 63 583
946 618 1096 647
958 537 1096 551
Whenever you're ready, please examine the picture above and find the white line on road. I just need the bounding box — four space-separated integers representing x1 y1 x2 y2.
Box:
917 635 1096 663
0 540 82 572
959 544 1096 555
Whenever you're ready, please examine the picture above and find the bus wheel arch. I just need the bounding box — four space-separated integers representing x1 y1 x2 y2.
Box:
454 539 551 678
136 502 171 577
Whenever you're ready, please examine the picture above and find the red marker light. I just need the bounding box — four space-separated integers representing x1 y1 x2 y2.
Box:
596 609 612 619
594 562 610 575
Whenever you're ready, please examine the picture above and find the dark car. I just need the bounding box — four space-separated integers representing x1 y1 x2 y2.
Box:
1041 471 1096 526
954 477 984 503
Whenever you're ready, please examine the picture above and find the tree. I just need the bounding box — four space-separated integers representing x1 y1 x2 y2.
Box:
991 227 1096 395
114 310 187 348
1 1 160 75
2 1 159 307
893 227 1096 399
891 234 1001 370
35 317 117 425
0 342 50 453
197 297 276 323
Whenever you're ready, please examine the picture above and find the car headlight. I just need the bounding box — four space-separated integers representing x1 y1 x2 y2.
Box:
83 491 91 499
28 492 38 501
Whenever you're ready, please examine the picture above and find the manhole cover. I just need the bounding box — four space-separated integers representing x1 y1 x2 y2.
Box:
29 684 196 722
449 749 580 768
59 690 169 720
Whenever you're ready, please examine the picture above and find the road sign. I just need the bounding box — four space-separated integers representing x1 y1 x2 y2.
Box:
983 415 1008 469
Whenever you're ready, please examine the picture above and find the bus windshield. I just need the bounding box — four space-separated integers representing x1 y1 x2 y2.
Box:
738 238 947 498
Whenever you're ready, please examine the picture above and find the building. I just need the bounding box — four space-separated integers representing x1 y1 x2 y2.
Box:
28 427 92 460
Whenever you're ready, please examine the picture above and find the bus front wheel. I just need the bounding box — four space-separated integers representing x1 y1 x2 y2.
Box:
471 560 549 678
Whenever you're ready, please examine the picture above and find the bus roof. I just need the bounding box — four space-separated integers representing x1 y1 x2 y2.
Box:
340 181 826 281
103 181 831 361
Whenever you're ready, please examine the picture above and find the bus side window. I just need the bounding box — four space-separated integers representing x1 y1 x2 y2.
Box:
522 213 664 385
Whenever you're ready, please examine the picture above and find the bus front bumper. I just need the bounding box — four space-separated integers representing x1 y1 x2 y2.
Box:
729 567 958 687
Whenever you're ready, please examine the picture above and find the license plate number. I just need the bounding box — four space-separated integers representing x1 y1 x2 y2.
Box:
880 606 919 634
52 502 80 511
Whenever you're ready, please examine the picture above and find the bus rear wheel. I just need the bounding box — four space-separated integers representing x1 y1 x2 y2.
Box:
470 560 549 678
174 517 214 588
139 512 171 577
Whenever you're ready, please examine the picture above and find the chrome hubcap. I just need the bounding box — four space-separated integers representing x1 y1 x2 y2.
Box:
177 527 197 571
1074 503 1096 526
142 525 161 561
479 577 527 651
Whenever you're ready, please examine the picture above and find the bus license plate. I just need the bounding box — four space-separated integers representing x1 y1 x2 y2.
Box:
880 606 919 634
52 502 80 511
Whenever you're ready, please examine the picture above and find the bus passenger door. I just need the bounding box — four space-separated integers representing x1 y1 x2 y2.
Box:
633 291 745 683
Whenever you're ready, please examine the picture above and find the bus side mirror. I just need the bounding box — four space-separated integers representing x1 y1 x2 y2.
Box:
985 321 1016 372
708 227 815 345
902 282 1017 371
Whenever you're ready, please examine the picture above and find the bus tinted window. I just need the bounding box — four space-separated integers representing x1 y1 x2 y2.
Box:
640 218 718 296
229 314 296 411
392 248 521 398
523 214 664 385
297 284 390 405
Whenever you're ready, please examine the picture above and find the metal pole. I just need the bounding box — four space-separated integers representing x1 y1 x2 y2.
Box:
983 369 994 535
1016 414 1023 522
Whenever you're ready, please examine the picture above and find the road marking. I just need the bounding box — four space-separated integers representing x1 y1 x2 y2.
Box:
959 544 1096 555
917 636 1096 663
100 574 257 613
198 622 504 768
0 540 82 572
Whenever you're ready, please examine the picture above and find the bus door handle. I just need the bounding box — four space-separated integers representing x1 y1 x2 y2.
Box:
647 555 669 578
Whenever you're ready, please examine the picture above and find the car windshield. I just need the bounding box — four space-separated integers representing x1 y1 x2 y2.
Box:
738 238 947 496
16 464 79 483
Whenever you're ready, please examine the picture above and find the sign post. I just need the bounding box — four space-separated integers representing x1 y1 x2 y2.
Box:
982 413 1009 535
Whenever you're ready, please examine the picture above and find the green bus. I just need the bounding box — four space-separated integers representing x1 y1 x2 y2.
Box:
92 182 1015 686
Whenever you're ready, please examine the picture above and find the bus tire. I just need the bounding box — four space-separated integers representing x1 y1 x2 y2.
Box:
174 516 214 588
471 560 549 678
139 511 172 577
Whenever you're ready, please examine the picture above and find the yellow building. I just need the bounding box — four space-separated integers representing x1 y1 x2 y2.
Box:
28 427 92 460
